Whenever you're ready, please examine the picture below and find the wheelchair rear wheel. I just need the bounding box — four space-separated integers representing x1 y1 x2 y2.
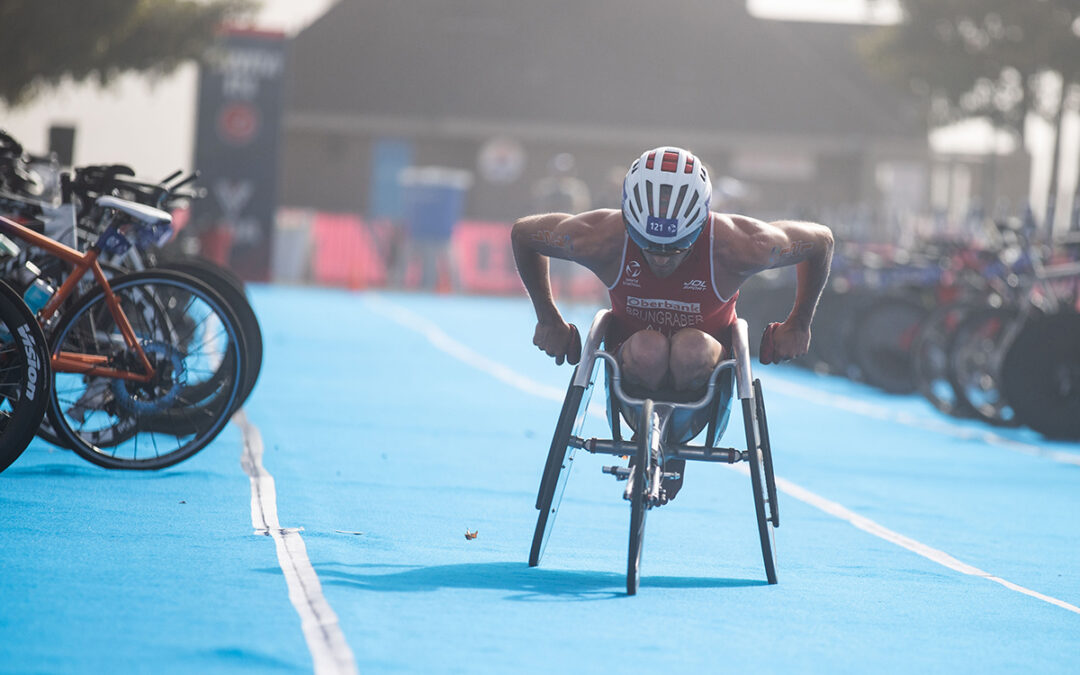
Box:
744 390 778 584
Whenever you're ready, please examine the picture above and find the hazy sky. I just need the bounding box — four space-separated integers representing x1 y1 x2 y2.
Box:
747 0 901 24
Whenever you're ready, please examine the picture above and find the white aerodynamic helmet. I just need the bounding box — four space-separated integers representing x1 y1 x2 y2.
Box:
621 146 712 253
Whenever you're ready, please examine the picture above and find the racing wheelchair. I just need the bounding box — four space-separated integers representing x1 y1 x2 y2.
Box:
528 310 779 594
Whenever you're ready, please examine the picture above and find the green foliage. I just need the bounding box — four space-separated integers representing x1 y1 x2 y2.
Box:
859 0 1080 132
0 0 255 106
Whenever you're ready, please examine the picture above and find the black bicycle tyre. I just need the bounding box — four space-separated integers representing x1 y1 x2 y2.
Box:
849 295 927 394
156 257 262 403
744 394 777 585
1001 312 1080 439
46 270 246 470
0 280 50 473
119 273 250 435
627 398 653 596
945 306 1022 427
911 303 977 418
811 288 867 378
529 378 584 567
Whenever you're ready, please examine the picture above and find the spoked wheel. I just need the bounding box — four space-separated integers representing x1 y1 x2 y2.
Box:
946 307 1022 427
849 295 927 394
743 388 777 585
627 399 656 596
46 270 247 470
912 303 977 418
0 281 50 473
529 369 594 567
155 257 262 404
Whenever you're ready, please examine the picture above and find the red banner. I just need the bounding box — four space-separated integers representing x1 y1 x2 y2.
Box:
298 212 605 301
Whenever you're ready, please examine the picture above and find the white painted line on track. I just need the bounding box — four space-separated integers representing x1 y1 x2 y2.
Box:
366 295 567 401
776 475 1080 614
235 411 359 675
367 295 1080 616
737 462 1079 615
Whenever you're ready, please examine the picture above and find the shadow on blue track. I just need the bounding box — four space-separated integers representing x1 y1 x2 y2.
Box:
3 463 109 477
304 562 765 601
3 463 218 480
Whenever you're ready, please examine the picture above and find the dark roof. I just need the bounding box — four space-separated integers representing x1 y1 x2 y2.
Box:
285 0 925 141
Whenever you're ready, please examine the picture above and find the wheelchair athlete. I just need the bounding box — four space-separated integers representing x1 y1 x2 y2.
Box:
512 146 834 503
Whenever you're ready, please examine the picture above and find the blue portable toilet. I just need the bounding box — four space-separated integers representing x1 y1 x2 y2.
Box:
398 167 473 242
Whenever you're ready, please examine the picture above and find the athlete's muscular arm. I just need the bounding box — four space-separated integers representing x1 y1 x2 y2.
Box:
761 219 834 329
729 216 834 361
511 209 621 363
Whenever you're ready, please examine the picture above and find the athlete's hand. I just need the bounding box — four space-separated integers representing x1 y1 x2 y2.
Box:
534 319 581 366
759 319 810 365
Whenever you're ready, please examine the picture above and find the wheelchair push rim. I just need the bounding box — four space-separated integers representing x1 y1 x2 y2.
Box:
529 365 596 568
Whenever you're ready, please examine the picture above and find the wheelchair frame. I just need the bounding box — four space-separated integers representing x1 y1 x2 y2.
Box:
529 309 779 594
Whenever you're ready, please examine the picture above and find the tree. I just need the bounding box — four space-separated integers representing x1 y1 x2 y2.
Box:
859 0 1080 224
0 0 254 106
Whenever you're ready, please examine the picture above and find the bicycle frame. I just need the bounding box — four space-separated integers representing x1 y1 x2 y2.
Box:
0 214 155 383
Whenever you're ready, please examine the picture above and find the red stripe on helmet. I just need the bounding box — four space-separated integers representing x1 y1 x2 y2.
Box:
685 157 695 174
661 151 679 172
645 152 656 170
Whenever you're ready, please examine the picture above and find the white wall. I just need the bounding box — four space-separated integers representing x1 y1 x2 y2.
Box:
0 0 336 180
1 67 199 181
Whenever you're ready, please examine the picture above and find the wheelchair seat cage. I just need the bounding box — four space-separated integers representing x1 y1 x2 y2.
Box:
529 309 780 594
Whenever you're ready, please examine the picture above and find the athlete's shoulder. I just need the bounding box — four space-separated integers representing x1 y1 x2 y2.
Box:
573 208 623 230
712 212 771 237
709 212 775 273
566 208 624 250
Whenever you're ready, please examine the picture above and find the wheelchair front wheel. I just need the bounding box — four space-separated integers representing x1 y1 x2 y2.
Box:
627 399 655 595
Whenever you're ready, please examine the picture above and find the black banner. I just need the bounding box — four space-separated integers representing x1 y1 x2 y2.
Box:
190 28 286 281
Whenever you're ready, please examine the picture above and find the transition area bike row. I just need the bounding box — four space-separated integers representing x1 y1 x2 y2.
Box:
2 288 1078 674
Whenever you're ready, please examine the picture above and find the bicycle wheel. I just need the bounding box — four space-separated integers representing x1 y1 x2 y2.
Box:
34 262 127 449
627 398 654 596
811 287 866 378
911 303 976 417
0 281 50 473
156 257 262 403
849 295 927 394
46 270 246 469
126 276 248 433
743 389 777 584
946 306 1021 426
1001 312 1080 439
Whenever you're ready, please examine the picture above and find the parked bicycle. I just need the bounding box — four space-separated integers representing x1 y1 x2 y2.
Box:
0 198 248 469
0 138 264 458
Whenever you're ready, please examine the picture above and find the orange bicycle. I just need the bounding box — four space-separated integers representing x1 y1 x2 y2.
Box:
0 196 247 469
